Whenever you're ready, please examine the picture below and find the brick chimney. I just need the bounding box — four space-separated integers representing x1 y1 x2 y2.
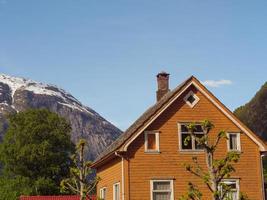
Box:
156 71 170 101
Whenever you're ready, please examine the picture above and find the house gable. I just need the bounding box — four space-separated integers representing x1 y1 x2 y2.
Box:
127 84 243 156
92 76 267 168
125 83 264 200
94 75 267 200
121 77 267 153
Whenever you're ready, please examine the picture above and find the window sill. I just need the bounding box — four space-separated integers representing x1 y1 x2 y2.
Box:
150 176 175 180
228 150 242 154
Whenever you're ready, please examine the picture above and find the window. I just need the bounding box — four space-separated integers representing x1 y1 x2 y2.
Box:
145 131 160 152
183 91 199 108
179 123 204 151
150 180 174 200
219 179 239 200
100 187 107 200
227 133 241 152
113 182 120 200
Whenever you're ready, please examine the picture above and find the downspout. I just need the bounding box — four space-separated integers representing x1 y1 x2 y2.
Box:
115 151 125 200
261 153 266 200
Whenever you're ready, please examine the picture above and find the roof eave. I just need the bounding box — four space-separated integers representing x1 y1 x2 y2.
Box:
91 152 116 168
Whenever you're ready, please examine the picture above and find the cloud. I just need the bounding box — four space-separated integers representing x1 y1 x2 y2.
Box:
202 79 233 88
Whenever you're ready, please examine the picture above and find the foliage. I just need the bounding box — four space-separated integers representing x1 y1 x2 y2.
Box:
234 82 267 141
180 120 248 200
60 139 99 199
0 176 32 200
179 182 202 200
0 109 75 195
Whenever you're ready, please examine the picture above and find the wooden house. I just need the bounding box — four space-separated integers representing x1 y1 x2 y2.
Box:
92 72 267 200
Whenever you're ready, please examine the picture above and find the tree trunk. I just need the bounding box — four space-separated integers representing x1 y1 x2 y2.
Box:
206 150 219 200
80 144 85 200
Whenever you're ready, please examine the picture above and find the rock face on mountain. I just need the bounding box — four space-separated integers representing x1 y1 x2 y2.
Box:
234 82 267 141
0 74 122 160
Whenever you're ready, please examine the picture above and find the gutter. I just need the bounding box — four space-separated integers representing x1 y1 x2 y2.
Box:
261 153 267 200
115 151 125 200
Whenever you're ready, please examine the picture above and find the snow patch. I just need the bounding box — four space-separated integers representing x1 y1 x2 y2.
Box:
0 74 28 100
0 74 95 116
58 102 94 115
26 85 65 98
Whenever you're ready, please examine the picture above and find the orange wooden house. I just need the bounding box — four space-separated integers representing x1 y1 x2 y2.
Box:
92 72 267 200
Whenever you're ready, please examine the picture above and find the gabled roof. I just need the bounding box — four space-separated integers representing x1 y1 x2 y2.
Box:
92 76 267 168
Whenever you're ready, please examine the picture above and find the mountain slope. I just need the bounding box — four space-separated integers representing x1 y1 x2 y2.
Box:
234 82 267 141
0 74 122 160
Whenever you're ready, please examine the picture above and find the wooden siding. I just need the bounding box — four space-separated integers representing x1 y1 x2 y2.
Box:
125 85 263 200
97 157 122 200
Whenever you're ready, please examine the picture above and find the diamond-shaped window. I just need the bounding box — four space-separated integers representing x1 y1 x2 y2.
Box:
183 91 199 108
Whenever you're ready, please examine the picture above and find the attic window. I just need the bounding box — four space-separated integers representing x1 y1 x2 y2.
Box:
183 91 199 108
145 131 160 153
227 133 241 152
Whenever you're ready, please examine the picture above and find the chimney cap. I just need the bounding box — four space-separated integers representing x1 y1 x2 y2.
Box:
156 71 170 78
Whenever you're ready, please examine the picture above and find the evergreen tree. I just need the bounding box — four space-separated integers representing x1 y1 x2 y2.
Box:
0 176 32 200
0 109 75 198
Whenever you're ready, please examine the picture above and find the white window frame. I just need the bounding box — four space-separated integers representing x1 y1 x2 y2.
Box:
145 131 160 153
227 132 241 152
219 179 240 200
100 187 107 200
183 90 199 108
150 179 174 200
178 123 205 151
113 182 120 200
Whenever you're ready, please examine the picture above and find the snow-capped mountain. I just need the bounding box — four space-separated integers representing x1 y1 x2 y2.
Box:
0 74 122 160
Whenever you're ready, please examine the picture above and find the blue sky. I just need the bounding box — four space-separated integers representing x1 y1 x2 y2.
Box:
1 0 267 130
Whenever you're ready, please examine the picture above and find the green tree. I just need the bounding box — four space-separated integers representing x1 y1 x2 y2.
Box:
179 120 248 200
60 139 99 200
0 109 75 197
0 176 32 200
